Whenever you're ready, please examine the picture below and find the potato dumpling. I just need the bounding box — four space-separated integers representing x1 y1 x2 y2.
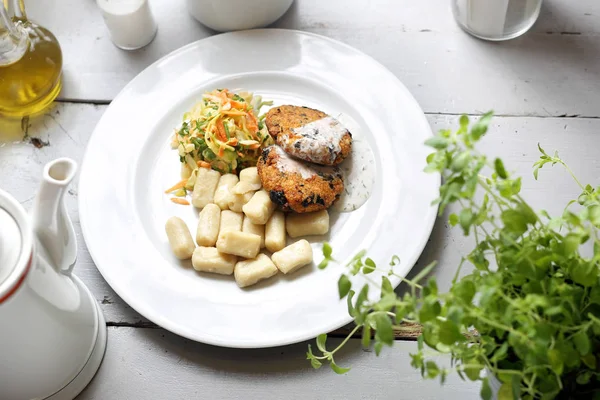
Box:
240 167 261 185
234 253 279 288
271 239 313 274
242 216 265 248
196 203 220 246
165 216 195 260
242 190 276 225
192 247 237 275
228 191 255 212
265 211 286 253
218 210 243 240
216 231 261 259
192 167 221 209
286 209 329 238
213 173 239 210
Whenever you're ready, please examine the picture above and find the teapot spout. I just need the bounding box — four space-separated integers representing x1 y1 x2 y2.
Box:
32 158 78 274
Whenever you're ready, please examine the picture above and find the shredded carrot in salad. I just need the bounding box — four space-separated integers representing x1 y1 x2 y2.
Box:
170 198 190 205
170 89 274 178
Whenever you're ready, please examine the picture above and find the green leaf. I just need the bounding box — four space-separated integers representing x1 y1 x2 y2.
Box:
491 342 509 363
459 209 474 235
381 276 394 296
571 262 596 287
374 341 383 356
438 320 464 345
449 213 459 226
362 324 371 348
346 290 356 316
562 233 581 256
480 377 492 400
446 306 464 325
338 275 352 299
471 111 493 141
355 285 369 310
494 158 508 179
498 383 515 400
346 250 367 267
464 363 482 381
309 357 322 369
510 376 520 400
538 143 548 156
453 280 476 304
375 293 397 312
316 334 327 353
501 209 528 235
576 371 593 385
363 258 376 274
440 369 448 385
306 345 322 369
589 205 600 225
330 360 350 374
317 259 329 269
322 242 332 258
548 349 564 375
373 313 394 345
451 151 470 172
425 361 440 379
459 114 469 129
389 255 400 266
424 136 449 150
419 301 441 322
573 330 591 355
582 354 596 369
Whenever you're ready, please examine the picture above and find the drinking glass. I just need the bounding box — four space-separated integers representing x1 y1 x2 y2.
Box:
452 0 543 41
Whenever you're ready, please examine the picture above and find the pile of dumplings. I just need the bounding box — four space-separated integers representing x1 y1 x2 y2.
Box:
165 166 329 288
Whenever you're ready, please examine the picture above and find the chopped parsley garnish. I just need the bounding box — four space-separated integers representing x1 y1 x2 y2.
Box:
178 121 190 136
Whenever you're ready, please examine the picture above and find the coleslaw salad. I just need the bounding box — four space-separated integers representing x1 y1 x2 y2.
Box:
166 89 273 200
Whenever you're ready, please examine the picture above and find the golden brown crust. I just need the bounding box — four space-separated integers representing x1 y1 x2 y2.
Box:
265 105 328 139
266 105 352 165
257 146 344 213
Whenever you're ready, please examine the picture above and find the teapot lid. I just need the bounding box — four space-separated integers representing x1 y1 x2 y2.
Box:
0 207 22 285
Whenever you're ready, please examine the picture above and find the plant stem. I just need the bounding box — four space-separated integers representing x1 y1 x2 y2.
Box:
559 160 586 193
474 314 532 344
477 175 509 209
452 258 466 284
330 325 361 355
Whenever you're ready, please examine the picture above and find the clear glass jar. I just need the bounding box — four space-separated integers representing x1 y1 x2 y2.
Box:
452 0 542 41
0 0 63 117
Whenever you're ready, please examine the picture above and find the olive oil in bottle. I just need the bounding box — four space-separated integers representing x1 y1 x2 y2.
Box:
0 2 63 118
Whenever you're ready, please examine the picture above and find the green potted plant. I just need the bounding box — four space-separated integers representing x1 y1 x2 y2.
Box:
308 113 600 399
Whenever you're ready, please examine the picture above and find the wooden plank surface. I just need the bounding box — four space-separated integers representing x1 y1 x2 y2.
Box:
23 0 600 117
76 327 480 400
3 2 600 398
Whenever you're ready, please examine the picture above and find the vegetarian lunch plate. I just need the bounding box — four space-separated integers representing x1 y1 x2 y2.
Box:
79 29 440 348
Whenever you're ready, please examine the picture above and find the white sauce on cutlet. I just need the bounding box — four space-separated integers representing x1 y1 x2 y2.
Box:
332 138 376 212
272 146 339 179
280 116 348 165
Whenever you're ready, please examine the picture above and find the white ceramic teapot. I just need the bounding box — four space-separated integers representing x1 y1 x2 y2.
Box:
0 158 106 400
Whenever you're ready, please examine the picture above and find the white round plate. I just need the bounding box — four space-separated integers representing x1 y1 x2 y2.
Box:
79 29 439 348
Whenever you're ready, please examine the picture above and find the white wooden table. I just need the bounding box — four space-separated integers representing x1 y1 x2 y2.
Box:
2 0 600 398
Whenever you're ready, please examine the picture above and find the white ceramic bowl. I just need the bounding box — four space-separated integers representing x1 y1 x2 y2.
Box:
186 0 294 32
